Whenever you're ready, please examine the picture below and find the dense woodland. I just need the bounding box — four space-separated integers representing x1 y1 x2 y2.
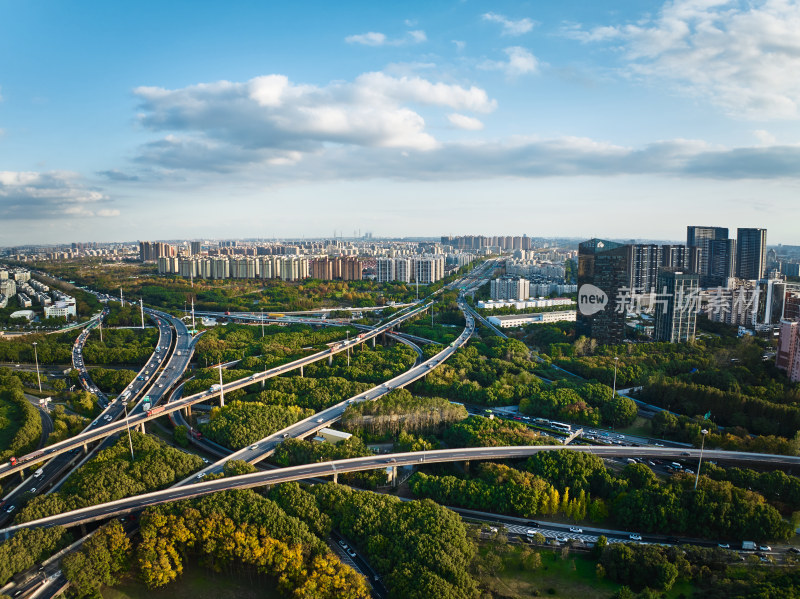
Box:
272 482 482 599
57 488 372 599
199 400 314 449
411 449 794 541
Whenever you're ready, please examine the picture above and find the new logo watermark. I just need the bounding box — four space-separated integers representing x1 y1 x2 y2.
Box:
578 284 608 316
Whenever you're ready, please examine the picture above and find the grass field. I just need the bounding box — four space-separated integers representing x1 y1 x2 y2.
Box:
616 415 654 439
103 562 283 599
474 544 695 599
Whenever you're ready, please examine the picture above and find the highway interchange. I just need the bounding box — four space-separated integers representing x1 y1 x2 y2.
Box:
2 258 798 596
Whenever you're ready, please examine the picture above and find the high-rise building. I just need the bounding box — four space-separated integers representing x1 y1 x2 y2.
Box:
654 270 699 342
190 241 202 256
735 228 767 280
490 277 530 301
377 258 395 283
629 244 662 293
577 239 629 344
687 226 729 284
707 238 736 287
776 319 800 382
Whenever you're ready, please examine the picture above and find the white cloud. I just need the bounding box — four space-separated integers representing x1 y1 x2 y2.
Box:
447 113 484 130
345 32 387 46
566 0 800 120
482 12 536 36
753 129 777 145
133 72 497 168
0 171 116 219
345 30 427 46
480 47 541 77
452 40 466 51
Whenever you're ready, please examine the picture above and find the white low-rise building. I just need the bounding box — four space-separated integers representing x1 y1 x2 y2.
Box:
44 298 77 319
487 310 577 328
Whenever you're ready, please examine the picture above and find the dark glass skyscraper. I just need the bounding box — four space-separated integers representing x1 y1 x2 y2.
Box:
577 239 629 344
654 270 700 343
735 228 767 280
687 226 729 285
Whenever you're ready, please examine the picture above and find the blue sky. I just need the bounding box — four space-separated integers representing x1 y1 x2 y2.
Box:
2 0 800 245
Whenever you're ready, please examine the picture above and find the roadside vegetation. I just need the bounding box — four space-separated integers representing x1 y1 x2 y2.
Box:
0 371 43 460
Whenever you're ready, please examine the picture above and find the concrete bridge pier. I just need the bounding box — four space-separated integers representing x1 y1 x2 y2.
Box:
83 443 89 454
372 336 376 348
184 405 192 418
333 472 338 484
299 365 304 377
328 354 333 366
391 466 398 487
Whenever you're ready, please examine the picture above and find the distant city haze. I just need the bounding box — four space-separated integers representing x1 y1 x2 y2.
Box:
1 1 800 245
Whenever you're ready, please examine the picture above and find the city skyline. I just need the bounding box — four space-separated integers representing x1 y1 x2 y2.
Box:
2 0 800 245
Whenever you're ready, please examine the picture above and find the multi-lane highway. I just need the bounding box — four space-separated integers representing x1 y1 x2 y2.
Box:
4 443 800 536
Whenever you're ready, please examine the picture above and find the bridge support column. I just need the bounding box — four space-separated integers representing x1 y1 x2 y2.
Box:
391 466 398 487
299 365 303 377
139 423 146 434
185 405 192 418
372 336 376 348
328 354 333 366
219 395 225 408
83 443 88 454
333 472 338 484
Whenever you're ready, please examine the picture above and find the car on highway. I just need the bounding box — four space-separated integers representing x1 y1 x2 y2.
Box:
787 547 800 554
346 548 357 558
555 535 569 543
338 540 348 549
5 505 15 513
569 527 583 534
316 417 325 423
718 543 730 549
196 472 206 479
629 534 642 541
282 433 289 438
250 444 259 451
759 545 772 552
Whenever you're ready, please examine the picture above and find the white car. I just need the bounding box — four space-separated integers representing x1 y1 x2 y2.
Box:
569 527 583 534
250 444 259 450
196 472 206 479
629 534 642 541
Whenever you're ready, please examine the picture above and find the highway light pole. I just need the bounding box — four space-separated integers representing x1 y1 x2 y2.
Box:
694 429 709 491
32 341 42 393
140 299 145 329
611 357 619 398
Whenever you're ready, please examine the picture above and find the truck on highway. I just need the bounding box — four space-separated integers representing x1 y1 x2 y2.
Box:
742 541 756 551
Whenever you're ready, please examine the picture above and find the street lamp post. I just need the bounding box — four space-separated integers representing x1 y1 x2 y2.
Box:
32 341 42 393
694 429 709 491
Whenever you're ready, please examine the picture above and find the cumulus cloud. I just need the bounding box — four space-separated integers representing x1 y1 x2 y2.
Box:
346 29 427 46
447 113 484 130
480 47 540 77
133 72 497 166
564 0 800 120
482 12 536 36
0 171 116 219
